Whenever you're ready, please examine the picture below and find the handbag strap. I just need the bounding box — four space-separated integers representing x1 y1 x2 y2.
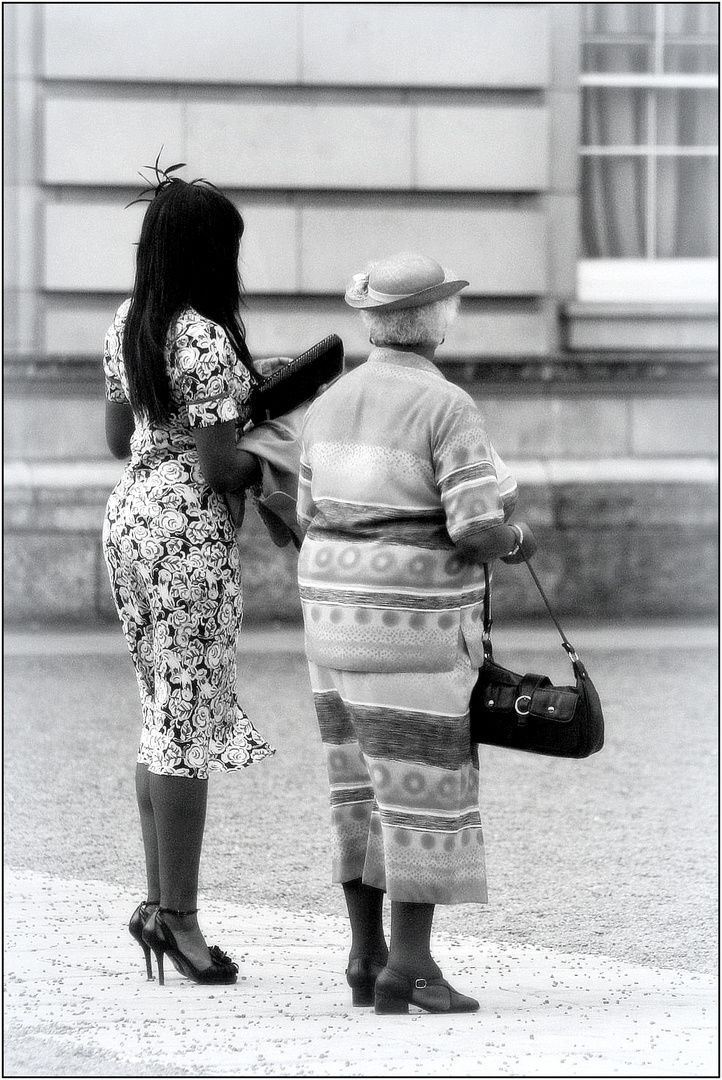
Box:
483 560 580 662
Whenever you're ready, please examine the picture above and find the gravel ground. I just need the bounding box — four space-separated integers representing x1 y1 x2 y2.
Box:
3 632 718 976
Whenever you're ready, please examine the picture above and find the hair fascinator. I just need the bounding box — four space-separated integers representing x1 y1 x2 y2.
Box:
125 146 189 208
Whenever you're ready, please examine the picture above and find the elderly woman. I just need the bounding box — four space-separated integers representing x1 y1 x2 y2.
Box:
296 252 537 1015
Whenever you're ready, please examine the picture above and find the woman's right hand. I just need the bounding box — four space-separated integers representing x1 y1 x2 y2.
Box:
500 521 538 564
255 356 294 378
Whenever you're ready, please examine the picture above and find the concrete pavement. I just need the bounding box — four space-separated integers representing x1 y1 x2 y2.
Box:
4 867 718 1077
4 623 719 1077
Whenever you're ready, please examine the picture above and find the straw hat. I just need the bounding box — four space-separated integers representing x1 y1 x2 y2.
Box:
344 252 468 311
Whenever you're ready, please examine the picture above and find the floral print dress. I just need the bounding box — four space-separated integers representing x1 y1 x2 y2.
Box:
102 300 274 778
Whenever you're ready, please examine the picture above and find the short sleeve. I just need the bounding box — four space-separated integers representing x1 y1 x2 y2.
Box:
491 445 519 521
175 314 250 428
296 452 316 533
433 394 515 542
103 302 130 404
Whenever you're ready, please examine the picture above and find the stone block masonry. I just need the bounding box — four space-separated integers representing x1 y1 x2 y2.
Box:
4 459 717 627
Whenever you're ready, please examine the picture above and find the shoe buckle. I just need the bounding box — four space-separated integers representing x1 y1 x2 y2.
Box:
414 978 427 989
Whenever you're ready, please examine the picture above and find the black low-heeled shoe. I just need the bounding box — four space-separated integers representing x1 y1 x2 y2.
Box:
345 959 386 1007
141 908 239 987
374 967 480 1014
129 900 158 980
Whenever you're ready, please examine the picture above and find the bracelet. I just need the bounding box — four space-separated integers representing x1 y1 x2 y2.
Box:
506 524 523 557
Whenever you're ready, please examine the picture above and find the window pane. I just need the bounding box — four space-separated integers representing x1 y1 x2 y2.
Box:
657 89 719 147
583 3 654 37
581 157 647 258
657 158 719 257
664 42 718 74
663 3 719 38
663 3 719 71
583 88 647 146
583 42 652 74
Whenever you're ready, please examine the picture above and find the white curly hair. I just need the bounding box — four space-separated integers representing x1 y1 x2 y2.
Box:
361 294 461 347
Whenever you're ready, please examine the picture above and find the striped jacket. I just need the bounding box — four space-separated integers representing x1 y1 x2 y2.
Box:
297 347 517 673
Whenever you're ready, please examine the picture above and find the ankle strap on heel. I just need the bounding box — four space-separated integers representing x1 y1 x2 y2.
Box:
159 907 198 918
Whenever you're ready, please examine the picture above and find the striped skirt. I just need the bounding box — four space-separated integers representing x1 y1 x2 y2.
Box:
308 644 487 905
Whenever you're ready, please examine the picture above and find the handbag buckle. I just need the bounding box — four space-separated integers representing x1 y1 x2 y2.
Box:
514 695 532 716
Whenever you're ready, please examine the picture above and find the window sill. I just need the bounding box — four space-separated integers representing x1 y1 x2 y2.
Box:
577 259 719 304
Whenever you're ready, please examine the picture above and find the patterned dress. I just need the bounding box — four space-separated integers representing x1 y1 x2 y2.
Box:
298 347 517 904
102 299 274 779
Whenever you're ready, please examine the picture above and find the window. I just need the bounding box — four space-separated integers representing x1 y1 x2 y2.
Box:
579 3 718 302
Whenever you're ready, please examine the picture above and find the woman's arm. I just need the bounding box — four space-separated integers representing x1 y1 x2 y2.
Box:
105 400 135 459
455 522 537 565
455 524 519 564
193 420 262 492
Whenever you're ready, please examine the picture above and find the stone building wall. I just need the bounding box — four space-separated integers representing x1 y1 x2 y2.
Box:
3 3 717 626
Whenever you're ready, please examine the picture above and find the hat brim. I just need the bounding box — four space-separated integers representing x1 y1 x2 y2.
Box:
345 278 469 311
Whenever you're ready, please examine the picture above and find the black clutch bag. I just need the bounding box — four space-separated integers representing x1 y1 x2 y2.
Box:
248 335 344 427
470 562 604 759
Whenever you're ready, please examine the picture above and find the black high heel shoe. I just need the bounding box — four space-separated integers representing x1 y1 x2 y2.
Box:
345 959 386 1007
129 900 158 980
374 967 480 1014
141 908 239 987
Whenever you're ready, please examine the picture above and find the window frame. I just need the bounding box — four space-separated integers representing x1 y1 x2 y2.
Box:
578 4 719 304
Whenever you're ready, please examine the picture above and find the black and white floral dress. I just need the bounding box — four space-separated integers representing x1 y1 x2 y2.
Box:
102 299 274 779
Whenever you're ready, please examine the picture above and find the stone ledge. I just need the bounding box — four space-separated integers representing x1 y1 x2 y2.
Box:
4 460 125 488
4 458 717 534
566 303 719 319
4 456 717 490
5 352 719 397
3 457 718 624
563 303 719 353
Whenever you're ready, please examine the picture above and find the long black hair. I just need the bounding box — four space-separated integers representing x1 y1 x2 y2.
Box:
123 177 255 424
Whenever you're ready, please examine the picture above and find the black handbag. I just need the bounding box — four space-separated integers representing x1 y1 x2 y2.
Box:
248 335 344 427
470 561 604 758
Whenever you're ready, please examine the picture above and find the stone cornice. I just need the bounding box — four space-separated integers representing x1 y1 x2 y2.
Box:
4 351 718 397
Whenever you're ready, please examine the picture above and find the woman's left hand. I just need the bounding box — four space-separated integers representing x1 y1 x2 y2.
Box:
255 356 294 377
500 522 538 563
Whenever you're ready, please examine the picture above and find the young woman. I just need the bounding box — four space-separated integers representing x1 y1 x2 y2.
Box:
103 172 275 986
